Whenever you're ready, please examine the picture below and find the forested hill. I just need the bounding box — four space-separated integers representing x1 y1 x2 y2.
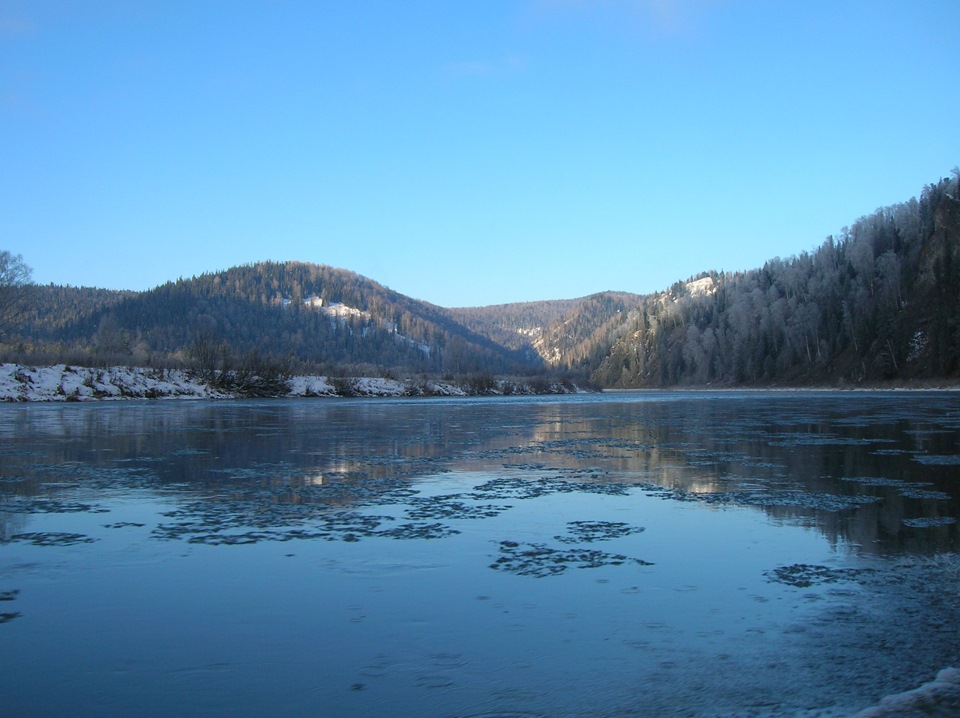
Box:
449 291 643 369
16 265 645 377
593 173 960 387
19 263 538 374
10 172 960 387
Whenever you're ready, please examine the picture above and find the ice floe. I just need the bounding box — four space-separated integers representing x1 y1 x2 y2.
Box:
854 667 960 717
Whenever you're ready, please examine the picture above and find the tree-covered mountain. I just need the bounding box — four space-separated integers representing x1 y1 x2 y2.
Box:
593 173 960 387
15 263 538 375
7 170 959 387
12 264 643 379
448 291 643 369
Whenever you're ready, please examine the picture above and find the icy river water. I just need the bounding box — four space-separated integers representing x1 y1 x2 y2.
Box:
1 391 959 717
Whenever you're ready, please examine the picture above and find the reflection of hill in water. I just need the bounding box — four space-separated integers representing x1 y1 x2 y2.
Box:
519 395 960 554
2 393 958 554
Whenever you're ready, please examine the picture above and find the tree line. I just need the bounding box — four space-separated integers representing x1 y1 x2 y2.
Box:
593 173 960 386
3 261 537 376
3 170 959 387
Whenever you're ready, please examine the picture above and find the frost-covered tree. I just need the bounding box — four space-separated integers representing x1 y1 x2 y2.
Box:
593 171 960 387
0 251 32 337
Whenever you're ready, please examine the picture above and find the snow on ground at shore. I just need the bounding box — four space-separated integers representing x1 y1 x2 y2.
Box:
0 364 474 401
285 375 336 397
350 376 466 397
0 364 227 401
290 375 467 397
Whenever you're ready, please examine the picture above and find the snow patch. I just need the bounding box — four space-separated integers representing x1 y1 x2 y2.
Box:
352 377 406 396
0 364 226 401
423 381 467 397
293 296 371 320
321 302 370 320
1 364 585 401
685 276 716 297
908 329 929 362
285 375 335 397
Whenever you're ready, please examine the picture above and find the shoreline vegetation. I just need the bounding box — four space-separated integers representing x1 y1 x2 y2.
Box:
2 363 958 403
0 363 591 402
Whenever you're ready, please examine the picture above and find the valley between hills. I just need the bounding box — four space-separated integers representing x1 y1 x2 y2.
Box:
3 172 959 394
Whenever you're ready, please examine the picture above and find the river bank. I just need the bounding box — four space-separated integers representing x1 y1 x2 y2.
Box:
0 363 587 402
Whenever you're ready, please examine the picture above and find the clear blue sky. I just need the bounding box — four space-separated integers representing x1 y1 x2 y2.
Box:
2 1 958 307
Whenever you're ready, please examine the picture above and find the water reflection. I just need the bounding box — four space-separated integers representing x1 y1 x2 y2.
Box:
1 392 959 716
3 392 956 554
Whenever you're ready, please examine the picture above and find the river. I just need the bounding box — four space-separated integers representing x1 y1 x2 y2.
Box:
1 391 959 716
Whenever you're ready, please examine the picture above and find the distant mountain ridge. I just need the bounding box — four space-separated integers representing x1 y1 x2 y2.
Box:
17 262 634 378
448 291 643 369
20 262 532 374
9 171 960 387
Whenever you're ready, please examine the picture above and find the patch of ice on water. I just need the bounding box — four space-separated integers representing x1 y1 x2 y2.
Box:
661 489 882 512
838 478 953 501
902 517 957 528
489 540 653 578
554 520 645 544
853 667 960 717
765 563 874 588
6 497 110 514
9 532 98 546
768 433 896 447
913 455 960 466
899 488 953 501
375 522 460 540
404 497 512 521
839 477 923 488
468 476 632 501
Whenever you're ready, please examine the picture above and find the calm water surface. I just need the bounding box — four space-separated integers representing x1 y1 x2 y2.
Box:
1 391 959 717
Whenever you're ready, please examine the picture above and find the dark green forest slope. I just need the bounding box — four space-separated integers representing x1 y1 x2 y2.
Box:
7 171 959 387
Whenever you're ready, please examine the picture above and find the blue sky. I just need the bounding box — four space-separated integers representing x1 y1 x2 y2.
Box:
2 1 958 307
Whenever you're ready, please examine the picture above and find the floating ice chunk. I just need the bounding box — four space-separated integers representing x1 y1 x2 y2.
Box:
903 517 957 528
913 455 960 466
853 667 960 717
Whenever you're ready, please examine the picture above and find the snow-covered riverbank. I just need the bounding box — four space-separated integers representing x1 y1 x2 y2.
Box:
0 363 585 402
0 364 219 401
